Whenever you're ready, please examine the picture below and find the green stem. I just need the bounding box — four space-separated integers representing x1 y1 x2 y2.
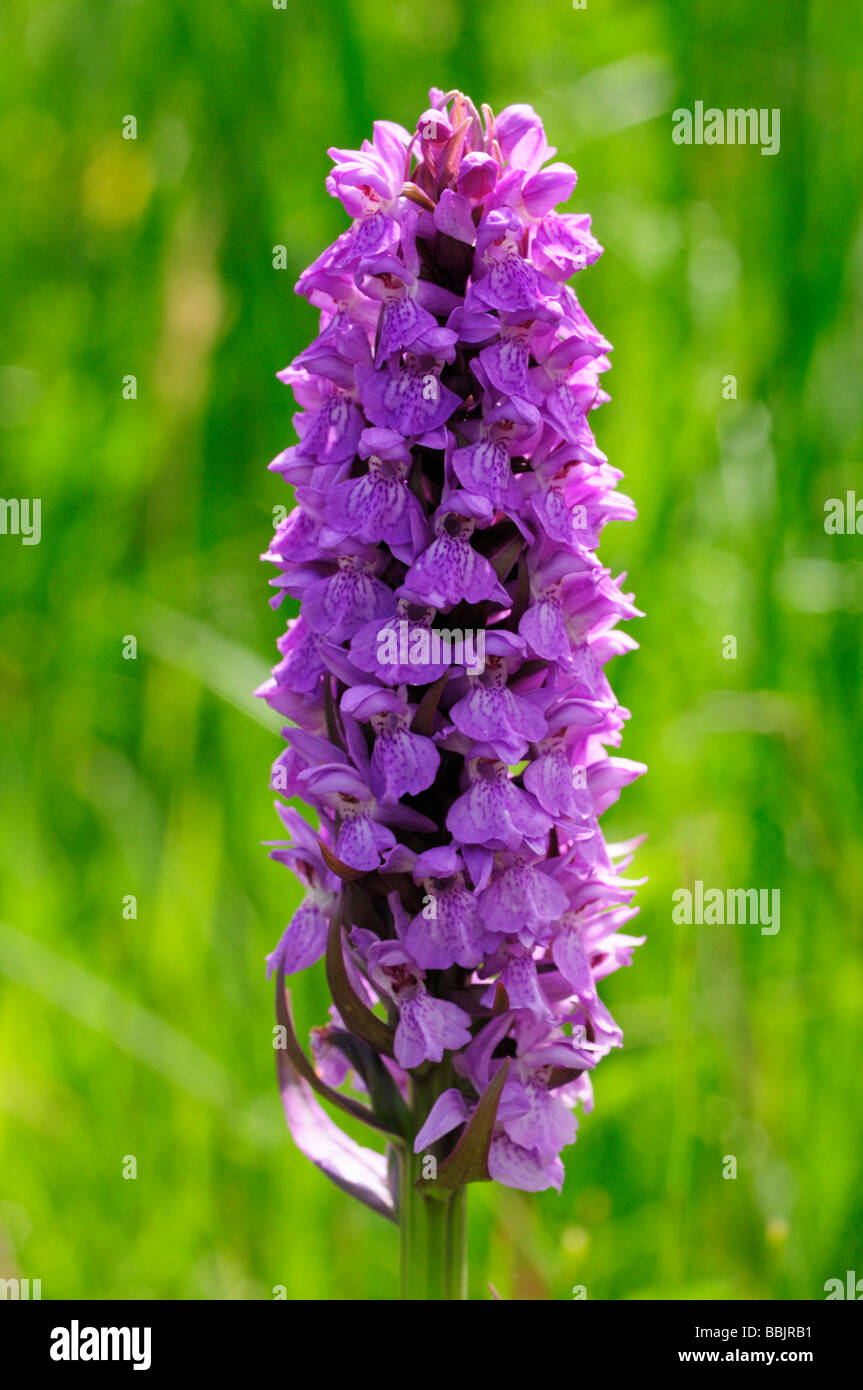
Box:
444 1186 467 1300
399 1073 468 1300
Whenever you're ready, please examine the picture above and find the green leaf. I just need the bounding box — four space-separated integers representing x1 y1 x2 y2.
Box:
275 977 400 1136
410 670 450 737
319 841 367 881
327 1029 413 1140
419 1058 511 1192
325 903 397 1059
489 533 525 584
547 1065 586 1090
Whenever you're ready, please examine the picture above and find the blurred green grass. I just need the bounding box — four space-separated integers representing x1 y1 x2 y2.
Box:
1 0 862 1300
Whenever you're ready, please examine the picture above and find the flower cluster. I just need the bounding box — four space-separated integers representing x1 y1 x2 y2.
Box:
260 90 645 1205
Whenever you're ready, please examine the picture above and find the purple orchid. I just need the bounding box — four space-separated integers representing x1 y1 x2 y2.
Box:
260 90 645 1299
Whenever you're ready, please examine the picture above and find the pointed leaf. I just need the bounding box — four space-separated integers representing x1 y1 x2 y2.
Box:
510 556 530 626
327 1029 413 1139
401 181 436 212
491 981 510 1015
320 840 367 880
325 903 397 1059
324 675 343 751
441 117 473 185
276 1036 396 1223
275 977 400 1137
410 670 450 737
343 877 385 931
419 1058 511 1192
489 533 524 585
547 1065 586 1090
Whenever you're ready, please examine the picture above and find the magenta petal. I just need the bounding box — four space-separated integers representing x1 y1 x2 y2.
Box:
362 363 461 436
336 815 396 871
478 338 531 399
551 926 595 998
413 1089 470 1152
523 750 594 821
266 900 329 976
395 994 472 1069
495 103 552 173
451 438 513 506
277 1054 396 1220
298 396 364 463
501 1082 577 1158
376 297 436 366
522 162 577 218
457 151 499 200
488 1132 564 1193
519 599 570 661
404 880 491 970
434 189 477 244
481 255 545 312
303 568 395 642
401 533 508 609
588 757 648 814
479 863 568 935
370 726 440 803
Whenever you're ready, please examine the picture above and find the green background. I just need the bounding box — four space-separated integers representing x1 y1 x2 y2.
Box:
1 0 861 1300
